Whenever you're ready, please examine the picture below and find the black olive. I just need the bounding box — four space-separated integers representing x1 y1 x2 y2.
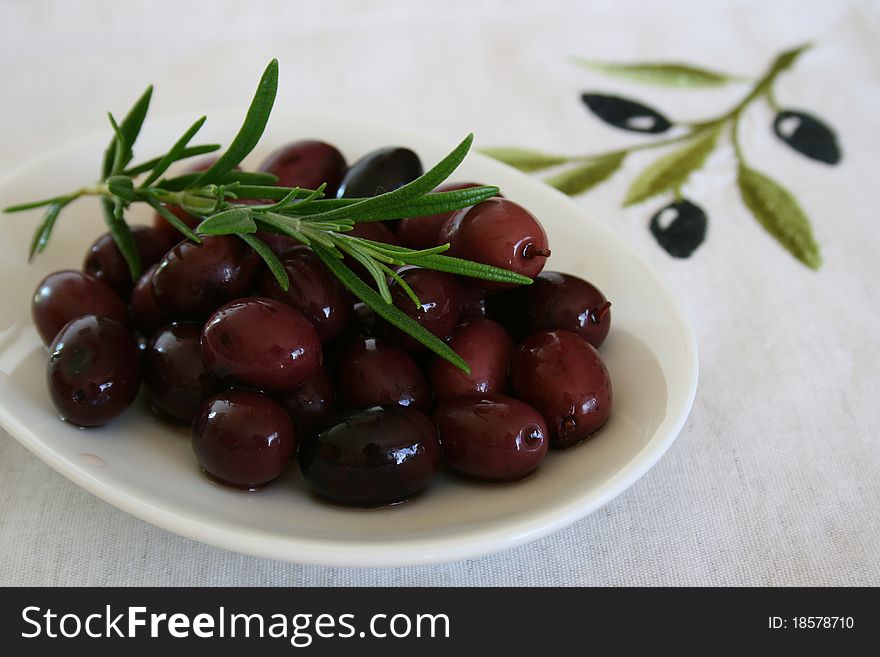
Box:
336 147 423 198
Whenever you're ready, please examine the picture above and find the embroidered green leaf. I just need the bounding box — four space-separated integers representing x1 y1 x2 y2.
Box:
573 58 745 87
623 126 720 206
544 153 625 195
479 147 570 172
737 163 821 269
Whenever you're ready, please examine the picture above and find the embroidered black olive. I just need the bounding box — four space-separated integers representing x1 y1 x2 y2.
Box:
773 110 841 165
649 200 707 258
580 93 672 134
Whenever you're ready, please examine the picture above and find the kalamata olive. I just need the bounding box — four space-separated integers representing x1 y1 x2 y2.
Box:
144 323 221 422
47 315 141 427
191 390 295 489
298 405 439 506
275 367 336 434
129 264 169 336
397 182 483 250
83 226 178 297
334 337 432 412
32 270 131 346
435 394 548 481
521 272 612 348
429 318 513 402
439 198 550 289
201 297 322 390
510 330 612 448
259 140 348 196
257 245 352 342
152 235 259 321
336 147 423 199
381 266 462 350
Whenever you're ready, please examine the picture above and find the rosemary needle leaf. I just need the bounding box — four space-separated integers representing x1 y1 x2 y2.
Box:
313 245 471 373
240 233 289 291
143 196 201 243
101 84 153 178
123 144 221 177
4 195 71 213
28 200 68 260
191 59 279 187
160 170 279 192
107 113 127 176
106 175 135 201
103 197 141 279
196 207 257 235
404 253 533 285
141 116 207 187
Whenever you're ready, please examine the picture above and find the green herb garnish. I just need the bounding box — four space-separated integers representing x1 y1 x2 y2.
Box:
4 59 531 372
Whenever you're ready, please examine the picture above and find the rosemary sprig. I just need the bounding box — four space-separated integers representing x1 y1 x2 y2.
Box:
3 59 531 371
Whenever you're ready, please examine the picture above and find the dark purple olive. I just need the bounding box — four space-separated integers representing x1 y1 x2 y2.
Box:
32 270 131 346
581 93 672 134
152 235 259 321
298 405 439 505
511 330 612 448
201 297 322 391
144 323 221 422
191 390 295 489
429 318 513 402
458 285 493 320
83 226 178 298
129 264 169 336
259 140 348 196
435 394 548 481
336 147 423 199
521 272 612 348
381 266 462 350
257 245 352 343
334 337 432 412
397 182 482 250
275 367 336 434
47 315 141 427
440 198 549 289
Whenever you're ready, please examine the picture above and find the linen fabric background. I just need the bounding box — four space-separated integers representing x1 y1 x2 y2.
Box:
1 0 878 586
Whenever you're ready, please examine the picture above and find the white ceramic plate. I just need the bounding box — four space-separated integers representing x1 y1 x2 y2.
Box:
0 111 697 566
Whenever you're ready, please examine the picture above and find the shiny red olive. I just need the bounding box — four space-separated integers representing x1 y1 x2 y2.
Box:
144 323 221 422
334 336 432 412
381 266 462 350
32 270 131 346
435 394 548 481
439 198 550 290
258 245 352 343
511 330 612 448
429 318 513 402
275 367 336 434
258 140 348 197
201 297 322 391
129 264 169 336
298 405 440 506
83 226 178 297
521 272 612 348
397 182 483 250
192 390 295 489
152 235 259 321
47 315 141 427
458 285 493 320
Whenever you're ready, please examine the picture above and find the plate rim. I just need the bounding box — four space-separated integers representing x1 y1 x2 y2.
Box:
0 111 698 567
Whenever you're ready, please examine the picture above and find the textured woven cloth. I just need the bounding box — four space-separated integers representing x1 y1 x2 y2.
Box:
1 0 878 586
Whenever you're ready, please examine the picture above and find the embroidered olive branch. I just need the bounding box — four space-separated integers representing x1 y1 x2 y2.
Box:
483 43 841 269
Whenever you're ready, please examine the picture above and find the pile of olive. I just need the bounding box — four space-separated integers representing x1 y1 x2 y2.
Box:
34 140 613 506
